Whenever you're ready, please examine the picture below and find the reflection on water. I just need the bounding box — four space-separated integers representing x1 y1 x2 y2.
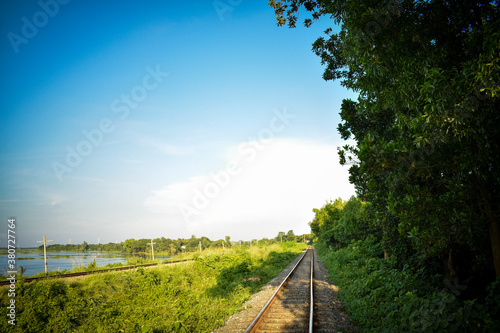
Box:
0 251 169 277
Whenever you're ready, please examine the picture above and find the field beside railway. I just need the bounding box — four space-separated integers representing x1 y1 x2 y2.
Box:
0 242 306 333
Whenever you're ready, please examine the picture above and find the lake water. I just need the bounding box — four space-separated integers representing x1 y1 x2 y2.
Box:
0 251 170 277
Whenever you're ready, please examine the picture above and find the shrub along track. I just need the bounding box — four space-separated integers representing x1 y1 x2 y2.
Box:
215 247 356 332
0 259 192 285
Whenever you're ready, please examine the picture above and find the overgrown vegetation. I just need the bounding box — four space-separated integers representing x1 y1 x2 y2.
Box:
0 242 305 332
310 197 500 331
270 1 500 330
317 238 500 332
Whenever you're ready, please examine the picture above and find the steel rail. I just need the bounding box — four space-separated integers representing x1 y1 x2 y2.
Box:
0 259 192 285
244 248 313 333
309 249 314 332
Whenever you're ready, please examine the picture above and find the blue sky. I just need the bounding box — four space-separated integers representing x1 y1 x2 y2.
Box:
0 0 356 247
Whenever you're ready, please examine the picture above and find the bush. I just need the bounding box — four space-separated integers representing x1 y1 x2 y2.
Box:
316 238 500 332
0 243 306 332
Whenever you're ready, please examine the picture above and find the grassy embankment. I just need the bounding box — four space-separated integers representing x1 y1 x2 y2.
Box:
315 238 500 332
1 242 306 332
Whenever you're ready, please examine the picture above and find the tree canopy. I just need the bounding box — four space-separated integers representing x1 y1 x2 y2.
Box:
42 232 311 254
270 0 500 278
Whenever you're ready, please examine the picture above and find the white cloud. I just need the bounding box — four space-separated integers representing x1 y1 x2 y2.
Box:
46 193 69 209
124 159 143 164
50 201 61 208
139 137 193 155
144 138 355 240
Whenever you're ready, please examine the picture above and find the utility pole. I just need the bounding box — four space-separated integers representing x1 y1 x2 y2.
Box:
199 241 202 252
36 235 53 274
147 239 156 260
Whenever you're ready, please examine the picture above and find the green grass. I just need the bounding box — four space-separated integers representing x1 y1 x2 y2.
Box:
0 242 305 332
315 238 500 332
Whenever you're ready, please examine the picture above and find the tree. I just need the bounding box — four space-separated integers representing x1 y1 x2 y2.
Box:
80 241 89 252
185 235 196 251
201 236 211 250
309 198 346 247
271 0 500 277
309 197 378 248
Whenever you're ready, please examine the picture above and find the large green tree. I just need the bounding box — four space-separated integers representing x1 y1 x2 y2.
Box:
309 196 379 248
271 0 500 277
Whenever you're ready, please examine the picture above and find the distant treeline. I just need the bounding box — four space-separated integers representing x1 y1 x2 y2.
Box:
40 231 310 254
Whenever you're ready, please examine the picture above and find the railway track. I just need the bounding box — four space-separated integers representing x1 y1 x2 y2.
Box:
0 259 191 286
215 247 356 332
245 247 315 332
